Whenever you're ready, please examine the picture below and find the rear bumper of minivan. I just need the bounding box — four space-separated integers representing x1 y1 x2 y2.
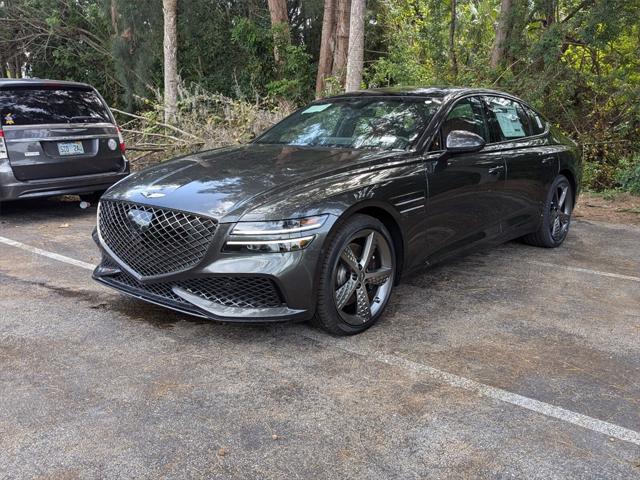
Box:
0 161 129 201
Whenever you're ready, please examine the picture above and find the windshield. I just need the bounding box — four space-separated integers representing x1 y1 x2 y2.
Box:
256 97 442 151
0 87 112 126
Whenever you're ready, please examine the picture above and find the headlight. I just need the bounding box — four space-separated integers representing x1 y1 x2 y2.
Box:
223 215 327 253
230 215 327 235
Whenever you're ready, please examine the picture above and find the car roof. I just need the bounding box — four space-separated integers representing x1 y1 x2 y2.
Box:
326 86 514 100
0 78 93 90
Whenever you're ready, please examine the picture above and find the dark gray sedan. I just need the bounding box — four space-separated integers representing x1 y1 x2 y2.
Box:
0 79 129 203
93 87 581 335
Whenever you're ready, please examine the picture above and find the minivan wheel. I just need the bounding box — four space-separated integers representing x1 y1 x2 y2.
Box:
522 175 573 248
79 191 106 204
312 214 396 335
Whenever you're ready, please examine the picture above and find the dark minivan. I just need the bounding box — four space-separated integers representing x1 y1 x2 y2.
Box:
0 79 129 202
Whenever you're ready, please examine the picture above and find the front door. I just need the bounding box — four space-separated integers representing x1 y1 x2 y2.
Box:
424 96 506 261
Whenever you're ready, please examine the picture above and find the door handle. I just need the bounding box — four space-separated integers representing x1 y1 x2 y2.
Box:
488 165 505 175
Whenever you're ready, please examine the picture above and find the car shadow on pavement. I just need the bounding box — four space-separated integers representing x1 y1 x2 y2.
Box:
0 196 97 221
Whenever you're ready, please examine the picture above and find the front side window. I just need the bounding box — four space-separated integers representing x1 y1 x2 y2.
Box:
441 97 488 141
0 87 111 126
483 96 531 140
256 97 442 151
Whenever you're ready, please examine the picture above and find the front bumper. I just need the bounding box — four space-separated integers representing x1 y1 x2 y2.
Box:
0 158 130 201
92 219 335 323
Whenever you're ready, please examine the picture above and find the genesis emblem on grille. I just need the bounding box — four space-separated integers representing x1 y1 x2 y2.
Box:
127 209 154 231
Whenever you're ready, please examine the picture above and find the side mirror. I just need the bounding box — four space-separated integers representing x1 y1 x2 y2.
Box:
446 130 486 154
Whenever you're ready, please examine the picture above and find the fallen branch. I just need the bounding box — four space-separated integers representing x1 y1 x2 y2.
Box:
126 146 167 152
122 128 187 144
111 107 204 141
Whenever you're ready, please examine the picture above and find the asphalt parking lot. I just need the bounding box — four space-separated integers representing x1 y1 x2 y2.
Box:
1 197 639 479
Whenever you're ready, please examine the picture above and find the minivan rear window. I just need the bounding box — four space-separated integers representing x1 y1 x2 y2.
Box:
0 87 111 126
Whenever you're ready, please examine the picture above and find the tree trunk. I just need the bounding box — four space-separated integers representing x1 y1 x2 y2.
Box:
490 0 513 69
267 0 290 65
163 0 178 124
110 0 119 35
332 0 351 83
545 0 556 27
316 0 337 97
344 0 365 92
449 0 458 79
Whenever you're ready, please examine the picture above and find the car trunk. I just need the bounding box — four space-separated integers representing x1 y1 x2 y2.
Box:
0 85 125 181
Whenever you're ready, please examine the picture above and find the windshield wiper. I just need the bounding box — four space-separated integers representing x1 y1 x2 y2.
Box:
69 116 98 123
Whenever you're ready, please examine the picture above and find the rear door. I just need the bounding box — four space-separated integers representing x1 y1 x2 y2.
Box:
424 96 506 261
0 86 125 181
482 96 558 231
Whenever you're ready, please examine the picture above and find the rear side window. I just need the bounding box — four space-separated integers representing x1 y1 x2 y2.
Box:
525 107 546 135
0 87 111 126
483 96 531 140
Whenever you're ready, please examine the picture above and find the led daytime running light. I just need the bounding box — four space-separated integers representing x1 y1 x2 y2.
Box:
231 216 327 235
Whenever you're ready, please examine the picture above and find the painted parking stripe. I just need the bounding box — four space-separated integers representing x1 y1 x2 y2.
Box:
526 260 640 283
1 235 640 446
299 330 640 446
0 235 95 271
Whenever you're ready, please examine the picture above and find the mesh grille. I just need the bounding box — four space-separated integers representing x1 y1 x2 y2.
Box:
101 268 283 310
98 200 217 277
182 277 283 308
108 271 188 305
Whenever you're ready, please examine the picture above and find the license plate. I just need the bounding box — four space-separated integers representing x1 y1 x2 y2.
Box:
58 141 84 156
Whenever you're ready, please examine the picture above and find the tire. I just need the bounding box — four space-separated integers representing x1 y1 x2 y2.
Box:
79 191 106 204
522 174 573 248
312 214 396 335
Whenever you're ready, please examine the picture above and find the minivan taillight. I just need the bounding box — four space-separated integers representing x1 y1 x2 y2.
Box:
0 130 8 160
117 127 126 154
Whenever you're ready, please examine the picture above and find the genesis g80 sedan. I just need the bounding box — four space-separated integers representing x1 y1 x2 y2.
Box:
93 87 581 335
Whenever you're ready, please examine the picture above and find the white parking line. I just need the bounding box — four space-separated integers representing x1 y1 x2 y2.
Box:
2 235 640 446
527 260 640 283
0 235 95 271
299 330 640 446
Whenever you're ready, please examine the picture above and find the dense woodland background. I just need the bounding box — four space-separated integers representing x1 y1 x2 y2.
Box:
1 0 639 193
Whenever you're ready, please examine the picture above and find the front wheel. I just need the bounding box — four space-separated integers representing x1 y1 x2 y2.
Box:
313 214 396 335
522 174 573 248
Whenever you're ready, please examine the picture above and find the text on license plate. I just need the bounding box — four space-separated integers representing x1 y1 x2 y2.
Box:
58 141 85 156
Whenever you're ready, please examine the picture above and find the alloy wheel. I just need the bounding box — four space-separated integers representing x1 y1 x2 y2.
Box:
332 229 394 326
549 181 572 242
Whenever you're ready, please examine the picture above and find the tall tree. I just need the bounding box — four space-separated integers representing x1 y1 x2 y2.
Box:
490 0 513 69
267 0 290 65
332 0 351 82
163 0 178 123
449 0 458 79
316 0 337 96
345 0 365 92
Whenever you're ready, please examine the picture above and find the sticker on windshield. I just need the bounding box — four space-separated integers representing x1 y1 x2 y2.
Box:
302 104 331 114
4 113 15 125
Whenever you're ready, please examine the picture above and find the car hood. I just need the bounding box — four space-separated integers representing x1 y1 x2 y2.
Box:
105 144 393 221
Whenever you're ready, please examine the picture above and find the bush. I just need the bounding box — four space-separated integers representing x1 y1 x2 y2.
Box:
616 154 640 194
116 83 293 170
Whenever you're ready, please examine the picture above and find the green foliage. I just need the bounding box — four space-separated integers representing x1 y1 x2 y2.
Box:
266 44 314 103
615 154 640 194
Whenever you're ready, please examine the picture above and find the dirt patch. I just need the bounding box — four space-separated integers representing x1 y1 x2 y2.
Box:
575 192 640 226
